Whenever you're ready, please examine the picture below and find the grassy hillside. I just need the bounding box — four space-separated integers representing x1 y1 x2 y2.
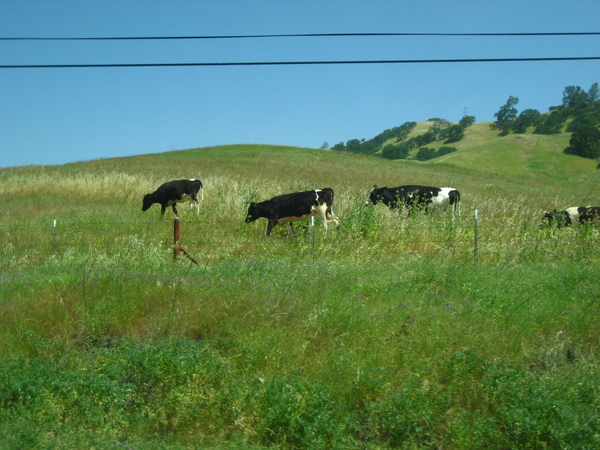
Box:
428 122 597 180
1 143 600 448
336 118 598 183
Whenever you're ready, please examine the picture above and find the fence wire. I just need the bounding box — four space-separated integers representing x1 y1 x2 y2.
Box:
1 215 599 268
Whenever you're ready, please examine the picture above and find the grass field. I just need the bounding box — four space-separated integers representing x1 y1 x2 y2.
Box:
1 135 600 448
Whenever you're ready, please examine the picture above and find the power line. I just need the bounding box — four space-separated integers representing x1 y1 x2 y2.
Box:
2 31 600 41
2 56 600 69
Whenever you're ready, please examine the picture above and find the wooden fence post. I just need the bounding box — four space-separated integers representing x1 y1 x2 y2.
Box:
173 217 199 265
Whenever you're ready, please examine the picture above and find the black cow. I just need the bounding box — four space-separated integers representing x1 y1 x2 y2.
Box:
366 185 460 215
245 188 340 236
142 179 203 217
542 206 600 227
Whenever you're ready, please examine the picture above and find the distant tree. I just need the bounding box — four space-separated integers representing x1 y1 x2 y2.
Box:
566 124 600 159
331 121 417 155
513 109 541 134
393 122 417 140
332 142 346 152
588 82 599 104
459 115 476 128
429 119 451 139
534 111 567 135
494 96 519 135
562 86 588 111
345 139 362 153
359 140 378 154
381 143 409 160
408 131 436 149
443 124 465 143
438 146 457 156
415 147 437 161
566 113 599 133
320 141 329 149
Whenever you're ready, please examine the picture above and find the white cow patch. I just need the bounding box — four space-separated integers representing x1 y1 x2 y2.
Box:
428 187 459 214
565 206 580 222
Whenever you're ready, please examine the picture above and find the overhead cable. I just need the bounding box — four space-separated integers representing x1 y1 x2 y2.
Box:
2 31 600 41
2 56 600 69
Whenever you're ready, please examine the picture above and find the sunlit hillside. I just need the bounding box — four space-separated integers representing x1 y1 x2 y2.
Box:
428 122 596 180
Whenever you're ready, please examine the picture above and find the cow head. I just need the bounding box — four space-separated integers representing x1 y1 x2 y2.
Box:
366 186 387 206
142 194 154 212
245 202 260 223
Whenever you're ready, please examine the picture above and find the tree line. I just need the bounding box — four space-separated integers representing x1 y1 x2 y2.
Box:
494 82 600 159
331 116 475 162
330 82 600 162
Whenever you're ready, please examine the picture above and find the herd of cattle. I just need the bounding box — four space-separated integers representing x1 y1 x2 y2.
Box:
141 179 600 235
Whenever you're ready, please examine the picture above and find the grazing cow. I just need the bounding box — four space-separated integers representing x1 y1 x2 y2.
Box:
366 185 460 215
245 188 340 236
542 206 600 227
142 179 203 217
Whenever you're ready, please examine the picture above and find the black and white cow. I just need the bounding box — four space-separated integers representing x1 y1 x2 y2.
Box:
142 179 203 217
245 188 340 236
542 206 600 227
366 185 460 215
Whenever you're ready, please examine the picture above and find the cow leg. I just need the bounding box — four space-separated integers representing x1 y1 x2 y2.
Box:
172 204 179 217
161 205 167 217
265 220 277 236
326 206 340 226
317 208 328 233
190 196 200 214
287 223 296 236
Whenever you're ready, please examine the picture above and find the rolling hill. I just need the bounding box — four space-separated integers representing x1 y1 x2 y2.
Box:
423 121 596 180
2 122 600 448
327 118 598 183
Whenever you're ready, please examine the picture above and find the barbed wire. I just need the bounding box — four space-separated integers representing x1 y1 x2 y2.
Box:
1 216 598 265
0 215 594 229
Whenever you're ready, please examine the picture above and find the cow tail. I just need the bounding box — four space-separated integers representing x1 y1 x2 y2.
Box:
450 190 461 214
325 189 339 224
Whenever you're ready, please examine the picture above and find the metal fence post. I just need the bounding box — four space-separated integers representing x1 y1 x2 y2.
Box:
311 216 315 256
474 209 479 265
52 219 57 255
174 218 181 263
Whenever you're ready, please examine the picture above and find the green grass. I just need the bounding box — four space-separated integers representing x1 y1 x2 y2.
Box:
1 138 600 447
428 122 597 182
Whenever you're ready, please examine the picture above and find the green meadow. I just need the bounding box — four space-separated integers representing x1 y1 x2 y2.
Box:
1 132 600 448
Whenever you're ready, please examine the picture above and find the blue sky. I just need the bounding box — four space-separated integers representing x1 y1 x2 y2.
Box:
1 1 599 168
